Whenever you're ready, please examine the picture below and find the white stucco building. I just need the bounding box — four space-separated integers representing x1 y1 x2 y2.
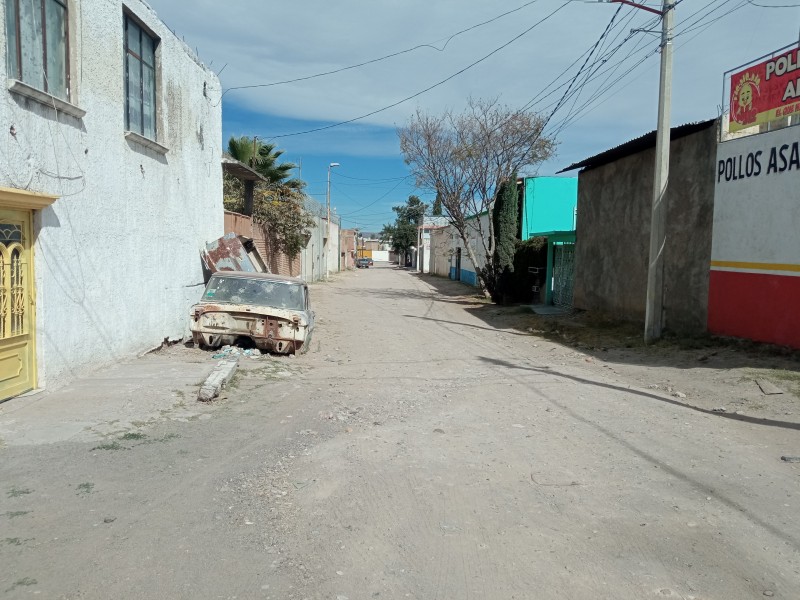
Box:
427 214 489 287
0 0 223 398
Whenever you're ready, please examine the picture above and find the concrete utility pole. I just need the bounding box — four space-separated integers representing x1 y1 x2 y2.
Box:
418 215 424 273
644 0 674 343
612 0 674 343
326 162 340 278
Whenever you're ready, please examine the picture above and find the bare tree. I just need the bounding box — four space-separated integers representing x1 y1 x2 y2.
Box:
398 98 555 297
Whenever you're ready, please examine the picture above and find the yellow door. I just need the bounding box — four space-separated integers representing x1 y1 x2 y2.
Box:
0 209 35 400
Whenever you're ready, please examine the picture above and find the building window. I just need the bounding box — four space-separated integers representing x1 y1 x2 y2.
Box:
124 14 157 140
4 0 69 100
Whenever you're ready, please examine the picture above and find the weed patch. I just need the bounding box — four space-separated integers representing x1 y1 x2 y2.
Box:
3 511 30 519
91 441 124 451
120 432 147 441
76 482 94 495
6 578 37 592
7 487 32 498
3 538 26 546
135 432 181 446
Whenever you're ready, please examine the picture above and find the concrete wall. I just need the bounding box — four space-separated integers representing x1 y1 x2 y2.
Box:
298 195 339 282
429 228 452 277
301 214 326 282
0 0 223 388
444 214 489 287
709 125 800 347
340 228 357 270
325 221 340 276
573 122 717 334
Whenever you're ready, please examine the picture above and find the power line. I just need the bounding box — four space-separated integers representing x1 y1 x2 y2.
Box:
518 3 624 147
521 10 660 116
264 1 572 140
544 0 747 136
544 20 662 135
338 178 411 217
546 0 753 137
333 172 411 183
220 0 544 98
747 0 800 6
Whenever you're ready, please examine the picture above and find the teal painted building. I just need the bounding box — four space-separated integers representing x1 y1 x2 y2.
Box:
520 177 578 307
520 177 578 239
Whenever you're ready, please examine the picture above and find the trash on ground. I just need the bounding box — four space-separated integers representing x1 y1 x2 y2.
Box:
211 345 262 360
756 379 784 395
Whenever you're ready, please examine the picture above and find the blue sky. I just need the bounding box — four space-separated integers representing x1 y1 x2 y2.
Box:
147 0 799 233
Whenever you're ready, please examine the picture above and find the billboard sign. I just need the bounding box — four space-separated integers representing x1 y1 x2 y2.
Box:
728 44 800 134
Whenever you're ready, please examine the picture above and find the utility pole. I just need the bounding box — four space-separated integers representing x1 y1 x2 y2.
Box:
326 162 340 278
611 0 674 343
418 214 424 273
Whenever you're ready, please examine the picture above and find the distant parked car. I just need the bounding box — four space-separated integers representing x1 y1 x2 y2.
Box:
356 258 370 269
368 257 374 266
190 272 314 355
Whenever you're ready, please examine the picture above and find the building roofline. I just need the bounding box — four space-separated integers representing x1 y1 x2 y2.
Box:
221 154 271 184
558 118 717 174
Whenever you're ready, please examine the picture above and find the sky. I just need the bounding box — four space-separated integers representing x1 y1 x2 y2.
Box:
146 0 799 233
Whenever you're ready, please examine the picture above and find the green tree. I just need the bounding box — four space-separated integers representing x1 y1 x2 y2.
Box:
226 136 304 189
252 187 315 260
432 192 443 216
381 195 428 264
489 175 519 303
224 135 314 261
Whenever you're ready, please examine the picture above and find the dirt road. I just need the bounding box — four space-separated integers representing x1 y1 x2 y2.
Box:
1 265 798 599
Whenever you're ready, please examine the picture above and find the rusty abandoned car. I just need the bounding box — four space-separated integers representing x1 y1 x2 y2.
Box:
190 272 314 354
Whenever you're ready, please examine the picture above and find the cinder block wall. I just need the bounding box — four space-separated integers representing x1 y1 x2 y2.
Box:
572 123 717 334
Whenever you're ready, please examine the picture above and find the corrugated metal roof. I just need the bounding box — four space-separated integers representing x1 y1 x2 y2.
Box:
558 118 717 174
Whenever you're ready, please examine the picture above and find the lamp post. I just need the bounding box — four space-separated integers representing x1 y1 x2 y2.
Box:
326 162 340 277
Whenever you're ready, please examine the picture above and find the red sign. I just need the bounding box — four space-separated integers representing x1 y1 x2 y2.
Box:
729 45 800 133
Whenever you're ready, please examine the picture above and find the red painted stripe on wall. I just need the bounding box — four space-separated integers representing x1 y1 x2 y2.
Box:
708 270 800 349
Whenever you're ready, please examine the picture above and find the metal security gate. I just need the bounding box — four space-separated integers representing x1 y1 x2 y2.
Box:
552 243 575 308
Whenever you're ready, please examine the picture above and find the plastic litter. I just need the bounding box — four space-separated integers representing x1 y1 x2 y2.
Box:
211 345 261 360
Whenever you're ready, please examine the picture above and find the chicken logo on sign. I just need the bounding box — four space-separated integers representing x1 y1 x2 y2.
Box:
731 72 761 128
727 45 800 134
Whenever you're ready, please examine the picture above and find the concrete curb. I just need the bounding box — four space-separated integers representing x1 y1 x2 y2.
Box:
198 358 239 402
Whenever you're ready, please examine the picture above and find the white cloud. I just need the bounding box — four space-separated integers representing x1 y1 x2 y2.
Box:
147 0 799 159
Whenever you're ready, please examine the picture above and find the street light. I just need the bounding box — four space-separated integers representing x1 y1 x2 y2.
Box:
326 162 340 277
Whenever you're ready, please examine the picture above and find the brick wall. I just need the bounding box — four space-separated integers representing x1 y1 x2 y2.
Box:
223 210 301 277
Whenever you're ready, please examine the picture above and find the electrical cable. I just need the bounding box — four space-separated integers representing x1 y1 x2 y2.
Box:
513 3 624 151
746 0 800 6
520 10 660 116
545 0 754 137
219 0 544 99
338 177 412 217
333 172 412 182
543 0 711 134
262 1 572 140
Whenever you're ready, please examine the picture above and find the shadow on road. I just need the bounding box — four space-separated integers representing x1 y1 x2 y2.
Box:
409 273 800 387
477 355 800 432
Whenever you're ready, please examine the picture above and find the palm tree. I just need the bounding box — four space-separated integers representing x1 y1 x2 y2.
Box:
226 136 304 189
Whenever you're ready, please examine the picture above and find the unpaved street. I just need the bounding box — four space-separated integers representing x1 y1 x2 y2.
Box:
2 265 799 599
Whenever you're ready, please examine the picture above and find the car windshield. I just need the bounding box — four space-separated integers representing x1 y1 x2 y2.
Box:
202 276 305 311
